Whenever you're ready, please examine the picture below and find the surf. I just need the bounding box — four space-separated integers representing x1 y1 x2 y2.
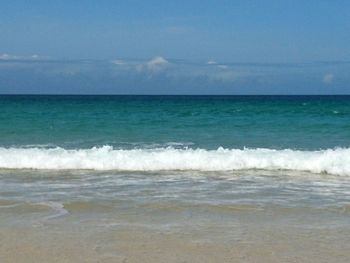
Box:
0 146 349 176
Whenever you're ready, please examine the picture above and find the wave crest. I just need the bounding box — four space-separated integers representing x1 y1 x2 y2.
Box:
0 146 349 176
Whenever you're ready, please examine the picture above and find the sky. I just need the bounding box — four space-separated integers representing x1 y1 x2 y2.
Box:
0 0 350 94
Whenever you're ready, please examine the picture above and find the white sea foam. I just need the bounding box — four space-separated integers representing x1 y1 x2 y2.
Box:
0 146 349 176
40 202 69 221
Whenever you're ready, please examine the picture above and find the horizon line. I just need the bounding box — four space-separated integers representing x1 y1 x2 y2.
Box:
1 94 350 96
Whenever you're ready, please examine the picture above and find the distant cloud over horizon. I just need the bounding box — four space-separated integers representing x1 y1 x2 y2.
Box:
323 73 334 84
0 53 47 61
0 55 349 94
144 56 170 73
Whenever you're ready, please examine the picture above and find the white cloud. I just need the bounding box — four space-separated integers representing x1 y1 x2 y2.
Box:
207 60 217 65
136 56 169 74
0 53 46 60
111 59 125 65
147 56 169 68
0 53 19 60
323 73 334 84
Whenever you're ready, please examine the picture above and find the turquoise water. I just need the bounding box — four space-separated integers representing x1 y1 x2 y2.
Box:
1 95 350 219
1 95 350 150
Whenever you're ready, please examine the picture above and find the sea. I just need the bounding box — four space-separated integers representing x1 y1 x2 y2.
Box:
1 95 350 262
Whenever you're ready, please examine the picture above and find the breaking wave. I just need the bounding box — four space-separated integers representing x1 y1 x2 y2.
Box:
0 146 349 176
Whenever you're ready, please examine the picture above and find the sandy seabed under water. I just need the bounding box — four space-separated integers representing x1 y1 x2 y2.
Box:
1 200 350 263
1 169 350 263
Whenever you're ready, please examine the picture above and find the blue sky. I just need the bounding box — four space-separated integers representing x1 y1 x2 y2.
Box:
1 0 350 94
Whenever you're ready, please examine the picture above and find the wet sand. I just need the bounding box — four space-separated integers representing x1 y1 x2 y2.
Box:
1 202 350 263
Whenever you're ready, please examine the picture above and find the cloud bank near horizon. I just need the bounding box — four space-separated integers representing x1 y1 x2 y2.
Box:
0 54 349 94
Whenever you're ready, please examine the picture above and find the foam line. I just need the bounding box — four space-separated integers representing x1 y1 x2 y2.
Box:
0 146 349 176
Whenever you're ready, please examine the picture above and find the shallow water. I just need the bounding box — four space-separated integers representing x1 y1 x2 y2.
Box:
1 169 350 225
1 170 350 262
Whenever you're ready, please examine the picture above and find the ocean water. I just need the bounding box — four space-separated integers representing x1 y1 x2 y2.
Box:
1 95 350 173
1 95 350 150
0 96 350 263
1 96 350 262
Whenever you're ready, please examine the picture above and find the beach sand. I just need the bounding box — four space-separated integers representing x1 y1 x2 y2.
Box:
1 202 350 263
